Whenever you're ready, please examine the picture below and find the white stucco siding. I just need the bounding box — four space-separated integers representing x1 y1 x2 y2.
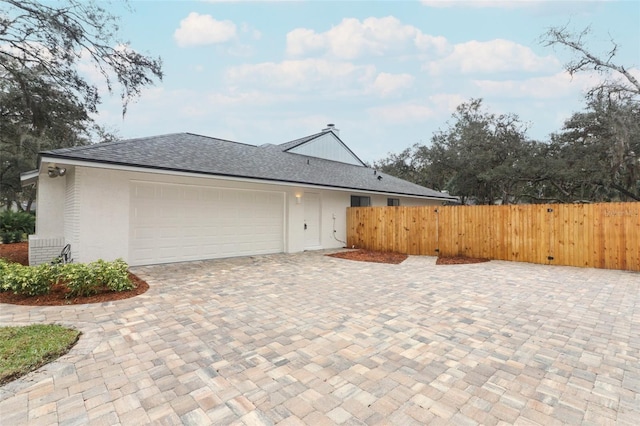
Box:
317 191 349 250
75 167 131 263
32 161 448 265
34 170 67 237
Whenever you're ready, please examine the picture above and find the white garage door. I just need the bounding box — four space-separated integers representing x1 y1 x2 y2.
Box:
130 181 285 265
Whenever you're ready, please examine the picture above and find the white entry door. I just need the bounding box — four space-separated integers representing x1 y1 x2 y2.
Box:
303 192 321 249
130 181 285 265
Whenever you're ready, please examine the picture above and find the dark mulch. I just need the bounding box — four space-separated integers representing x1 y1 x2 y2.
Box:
327 249 408 264
436 256 490 265
327 248 490 265
0 241 29 266
0 242 149 306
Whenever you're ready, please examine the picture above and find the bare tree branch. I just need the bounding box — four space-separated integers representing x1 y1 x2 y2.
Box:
542 24 640 99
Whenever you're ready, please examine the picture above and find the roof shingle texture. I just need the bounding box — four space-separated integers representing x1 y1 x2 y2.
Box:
43 132 455 200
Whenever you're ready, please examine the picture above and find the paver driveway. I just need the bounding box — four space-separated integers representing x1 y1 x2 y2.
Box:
1 251 639 425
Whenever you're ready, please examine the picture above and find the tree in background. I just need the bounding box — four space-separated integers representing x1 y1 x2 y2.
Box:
547 97 639 202
377 99 540 205
378 27 639 204
542 25 640 101
0 0 163 210
543 25 639 202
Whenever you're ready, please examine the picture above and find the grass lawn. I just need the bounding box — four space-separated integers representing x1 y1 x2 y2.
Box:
0 324 80 385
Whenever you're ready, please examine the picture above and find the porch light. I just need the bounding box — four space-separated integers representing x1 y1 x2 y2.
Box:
48 166 66 178
295 194 303 204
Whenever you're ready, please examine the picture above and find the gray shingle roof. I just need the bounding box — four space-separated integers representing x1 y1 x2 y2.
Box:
41 132 456 201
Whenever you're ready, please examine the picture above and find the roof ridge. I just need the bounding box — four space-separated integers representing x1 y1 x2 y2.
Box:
184 132 257 148
46 132 190 154
278 131 326 151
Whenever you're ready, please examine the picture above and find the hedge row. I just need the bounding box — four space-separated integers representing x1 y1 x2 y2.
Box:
0 259 134 298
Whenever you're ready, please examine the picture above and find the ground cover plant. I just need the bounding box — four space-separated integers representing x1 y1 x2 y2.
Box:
0 324 80 385
0 244 149 305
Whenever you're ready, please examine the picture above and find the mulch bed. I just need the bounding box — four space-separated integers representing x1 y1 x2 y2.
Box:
436 256 490 265
327 249 408 264
328 249 490 265
0 241 29 266
0 242 149 306
0 274 149 306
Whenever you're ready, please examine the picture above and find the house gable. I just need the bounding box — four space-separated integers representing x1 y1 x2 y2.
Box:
283 130 365 167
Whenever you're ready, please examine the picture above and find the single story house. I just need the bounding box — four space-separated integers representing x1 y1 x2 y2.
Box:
22 125 456 266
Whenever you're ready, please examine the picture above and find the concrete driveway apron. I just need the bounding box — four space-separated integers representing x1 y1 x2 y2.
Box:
1 251 639 425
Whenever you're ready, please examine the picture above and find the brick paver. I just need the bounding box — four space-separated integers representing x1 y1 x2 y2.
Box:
1 251 639 424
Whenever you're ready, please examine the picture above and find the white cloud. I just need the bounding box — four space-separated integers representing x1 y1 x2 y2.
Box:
422 0 544 8
428 93 468 113
371 73 415 97
473 71 604 99
174 13 236 47
227 58 418 100
425 39 560 75
241 22 262 40
368 102 436 124
286 16 449 59
226 59 377 93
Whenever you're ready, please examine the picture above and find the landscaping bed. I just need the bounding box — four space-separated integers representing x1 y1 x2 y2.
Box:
0 241 29 266
327 249 408 264
0 243 148 306
328 249 489 265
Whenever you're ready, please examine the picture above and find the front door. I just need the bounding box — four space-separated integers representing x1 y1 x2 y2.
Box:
304 192 321 249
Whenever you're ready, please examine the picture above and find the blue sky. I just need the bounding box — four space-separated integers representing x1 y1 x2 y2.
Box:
95 0 640 163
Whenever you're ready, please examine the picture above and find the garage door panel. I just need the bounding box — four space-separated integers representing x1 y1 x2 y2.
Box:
130 182 284 265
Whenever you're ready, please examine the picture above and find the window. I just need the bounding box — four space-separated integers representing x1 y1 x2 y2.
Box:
387 198 400 206
350 195 371 207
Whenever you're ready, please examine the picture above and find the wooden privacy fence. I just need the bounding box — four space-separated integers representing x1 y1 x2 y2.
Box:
346 203 640 271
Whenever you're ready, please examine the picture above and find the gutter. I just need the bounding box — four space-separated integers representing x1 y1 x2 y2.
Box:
38 154 459 202
20 169 39 187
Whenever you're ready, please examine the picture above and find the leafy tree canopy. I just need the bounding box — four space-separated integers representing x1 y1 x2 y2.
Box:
0 0 163 210
0 0 163 116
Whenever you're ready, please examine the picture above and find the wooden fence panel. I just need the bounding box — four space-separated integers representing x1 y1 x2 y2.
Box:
346 202 640 271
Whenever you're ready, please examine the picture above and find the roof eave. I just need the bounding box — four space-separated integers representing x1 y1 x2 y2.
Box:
40 154 457 201
20 169 39 187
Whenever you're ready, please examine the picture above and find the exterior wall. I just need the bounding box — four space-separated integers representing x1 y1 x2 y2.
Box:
34 170 66 237
29 168 67 265
28 236 66 265
31 162 448 265
288 133 362 166
64 167 80 261
72 167 302 264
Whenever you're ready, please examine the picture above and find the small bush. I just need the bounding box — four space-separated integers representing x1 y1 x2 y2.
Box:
0 259 133 298
93 258 133 292
0 260 11 292
61 263 99 298
0 232 13 244
0 262 54 296
0 211 35 240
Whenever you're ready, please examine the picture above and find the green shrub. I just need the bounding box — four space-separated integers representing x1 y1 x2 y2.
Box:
0 260 11 292
0 258 133 298
0 211 35 239
0 232 11 244
61 263 99 298
0 262 54 296
93 258 133 292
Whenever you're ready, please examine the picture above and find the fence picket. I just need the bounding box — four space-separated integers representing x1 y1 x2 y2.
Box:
346 203 640 271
